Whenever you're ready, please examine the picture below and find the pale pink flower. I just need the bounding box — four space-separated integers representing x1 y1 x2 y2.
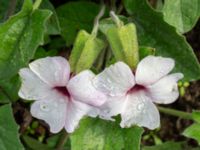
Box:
93 56 183 129
18 57 106 133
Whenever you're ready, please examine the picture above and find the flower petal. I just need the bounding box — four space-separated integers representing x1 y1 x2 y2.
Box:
93 62 135 97
99 96 125 121
18 68 52 100
147 73 183 104
31 96 67 133
67 70 106 107
65 100 95 133
136 56 175 86
29 57 70 87
120 92 160 130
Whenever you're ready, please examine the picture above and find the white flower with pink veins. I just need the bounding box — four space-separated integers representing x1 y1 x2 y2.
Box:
93 56 183 129
18 57 106 133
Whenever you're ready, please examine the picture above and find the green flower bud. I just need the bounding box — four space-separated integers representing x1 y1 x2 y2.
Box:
69 30 105 73
178 81 183 87
179 86 185 97
106 22 139 69
183 81 190 87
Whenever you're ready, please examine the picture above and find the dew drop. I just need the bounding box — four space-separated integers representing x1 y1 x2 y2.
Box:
40 103 50 112
136 102 145 112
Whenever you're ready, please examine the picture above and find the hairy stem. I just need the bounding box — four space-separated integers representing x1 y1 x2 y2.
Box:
157 106 193 120
92 5 105 36
56 130 69 150
110 11 123 27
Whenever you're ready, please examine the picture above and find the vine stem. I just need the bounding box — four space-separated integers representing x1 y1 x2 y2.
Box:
56 130 69 150
157 106 193 120
110 11 123 27
92 5 105 36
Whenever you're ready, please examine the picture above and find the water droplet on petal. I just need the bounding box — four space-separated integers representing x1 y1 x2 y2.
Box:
137 102 144 111
40 102 50 112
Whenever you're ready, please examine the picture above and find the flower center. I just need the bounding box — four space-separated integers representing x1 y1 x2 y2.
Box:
128 84 146 94
54 86 70 97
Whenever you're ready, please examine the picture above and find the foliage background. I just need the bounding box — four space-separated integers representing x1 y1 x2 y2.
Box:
0 0 200 149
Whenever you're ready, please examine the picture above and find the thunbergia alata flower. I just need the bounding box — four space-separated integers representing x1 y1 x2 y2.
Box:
93 56 183 129
18 57 106 133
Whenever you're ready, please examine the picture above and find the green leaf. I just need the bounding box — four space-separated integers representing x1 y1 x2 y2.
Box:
70 118 144 150
23 130 71 150
0 104 24 150
142 141 200 150
0 0 52 81
46 133 71 149
47 37 66 50
162 0 200 33
124 0 200 81
0 0 23 22
22 135 51 150
0 89 10 104
139 47 156 60
192 111 200 123
183 123 200 144
40 0 61 35
56 1 101 46
34 47 58 59
0 75 21 102
0 1 9 22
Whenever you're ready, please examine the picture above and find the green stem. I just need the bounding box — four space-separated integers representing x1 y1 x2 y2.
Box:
157 106 193 120
33 0 42 10
110 11 123 27
56 130 69 150
92 5 105 36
